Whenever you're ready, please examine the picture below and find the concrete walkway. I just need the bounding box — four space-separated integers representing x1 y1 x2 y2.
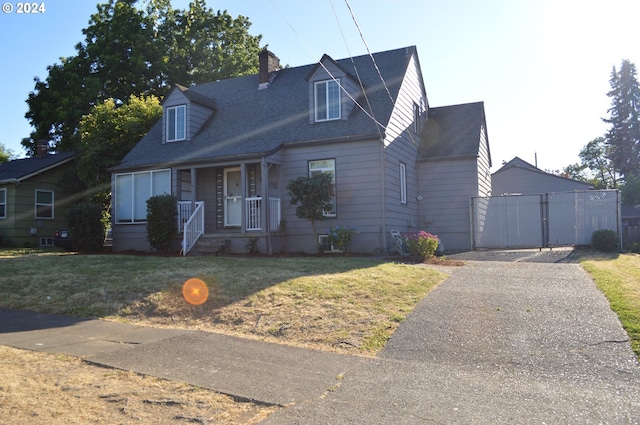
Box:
1 251 639 423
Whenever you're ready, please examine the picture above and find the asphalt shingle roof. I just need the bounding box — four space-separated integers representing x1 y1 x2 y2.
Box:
114 46 417 171
418 101 486 161
0 152 75 183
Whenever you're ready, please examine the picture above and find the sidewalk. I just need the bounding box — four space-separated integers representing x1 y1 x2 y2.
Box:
1 259 639 423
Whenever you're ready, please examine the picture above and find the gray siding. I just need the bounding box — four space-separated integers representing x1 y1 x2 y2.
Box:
280 139 384 253
477 124 492 196
492 168 592 195
162 90 188 143
307 60 361 124
418 158 479 252
382 53 425 241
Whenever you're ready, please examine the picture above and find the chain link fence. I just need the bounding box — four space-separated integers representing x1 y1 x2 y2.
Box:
471 190 620 249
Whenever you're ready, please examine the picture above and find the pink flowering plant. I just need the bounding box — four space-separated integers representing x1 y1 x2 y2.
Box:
403 231 439 260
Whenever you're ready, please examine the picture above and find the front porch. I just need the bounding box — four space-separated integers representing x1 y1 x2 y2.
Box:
176 159 283 255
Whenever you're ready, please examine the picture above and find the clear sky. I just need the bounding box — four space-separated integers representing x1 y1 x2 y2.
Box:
1 0 639 172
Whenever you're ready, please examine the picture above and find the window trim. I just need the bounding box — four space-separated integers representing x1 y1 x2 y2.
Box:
400 162 407 204
35 189 54 219
308 159 336 217
0 188 5 219
314 79 341 122
115 169 171 224
166 105 186 142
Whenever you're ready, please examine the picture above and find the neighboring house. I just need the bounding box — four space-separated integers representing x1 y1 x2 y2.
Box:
492 157 592 195
0 145 76 248
110 46 492 255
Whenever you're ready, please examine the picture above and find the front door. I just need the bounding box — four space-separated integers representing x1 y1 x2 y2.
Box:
224 168 242 227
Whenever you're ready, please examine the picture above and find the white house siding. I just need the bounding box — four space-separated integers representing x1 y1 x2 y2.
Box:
280 139 385 253
418 158 480 252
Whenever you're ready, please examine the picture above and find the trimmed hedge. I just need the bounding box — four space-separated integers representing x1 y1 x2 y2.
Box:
146 194 178 252
66 203 105 253
591 229 618 252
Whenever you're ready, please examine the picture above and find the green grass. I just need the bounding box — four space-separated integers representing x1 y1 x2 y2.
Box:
0 249 447 355
581 253 640 359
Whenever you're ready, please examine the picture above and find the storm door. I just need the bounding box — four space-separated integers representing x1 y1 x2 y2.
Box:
224 167 242 227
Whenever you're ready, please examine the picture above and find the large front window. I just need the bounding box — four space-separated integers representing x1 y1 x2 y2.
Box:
35 190 54 219
309 159 336 217
166 105 186 142
314 79 341 122
115 169 171 223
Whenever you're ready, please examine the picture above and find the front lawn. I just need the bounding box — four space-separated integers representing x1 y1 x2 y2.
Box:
0 249 447 355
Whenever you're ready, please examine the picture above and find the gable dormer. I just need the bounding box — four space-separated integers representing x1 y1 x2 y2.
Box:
305 54 360 124
162 84 215 143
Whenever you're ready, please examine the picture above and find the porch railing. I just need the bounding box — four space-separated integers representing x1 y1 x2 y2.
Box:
180 201 204 256
246 197 281 231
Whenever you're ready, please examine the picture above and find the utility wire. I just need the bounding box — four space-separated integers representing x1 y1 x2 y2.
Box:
267 0 387 131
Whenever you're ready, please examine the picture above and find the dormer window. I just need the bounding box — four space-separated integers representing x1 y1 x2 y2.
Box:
314 79 341 122
167 105 186 142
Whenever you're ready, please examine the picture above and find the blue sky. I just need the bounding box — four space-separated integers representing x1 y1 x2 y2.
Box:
1 0 640 172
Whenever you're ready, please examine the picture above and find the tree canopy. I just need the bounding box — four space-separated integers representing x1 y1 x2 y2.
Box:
22 0 262 155
0 143 13 164
286 173 334 252
603 59 640 180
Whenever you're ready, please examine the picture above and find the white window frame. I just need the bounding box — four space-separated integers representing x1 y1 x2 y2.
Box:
115 169 171 224
35 190 54 219
166 105 186 142
309 159 336 217
314 79 341 122
0 188 5 219
400 162 407 204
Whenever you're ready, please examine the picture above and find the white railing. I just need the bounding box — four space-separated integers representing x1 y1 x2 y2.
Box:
181 201 204 256
178 201 193 231
245 197 281 231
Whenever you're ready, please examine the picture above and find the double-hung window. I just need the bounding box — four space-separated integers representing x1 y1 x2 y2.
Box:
0 188 6 218
166 105 186 142
314 79 341 122
309 159 336 217
35 190 54 219
115 169 171 223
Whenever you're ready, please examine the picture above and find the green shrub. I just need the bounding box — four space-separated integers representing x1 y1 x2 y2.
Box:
404 231 439 260
591 229 619 252
327 225 358 252
146 194 178 252
66 203 105 253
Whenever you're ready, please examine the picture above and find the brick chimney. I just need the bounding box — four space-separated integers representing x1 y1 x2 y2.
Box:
36 139 49 158
258 48 280 90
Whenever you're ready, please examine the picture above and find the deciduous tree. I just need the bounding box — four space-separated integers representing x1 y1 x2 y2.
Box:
286 174 334 252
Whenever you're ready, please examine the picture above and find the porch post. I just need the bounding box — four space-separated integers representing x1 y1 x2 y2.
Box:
262 158 272 254
241 163 247 233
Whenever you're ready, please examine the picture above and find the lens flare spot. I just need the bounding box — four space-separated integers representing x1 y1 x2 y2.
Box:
182 278 209 305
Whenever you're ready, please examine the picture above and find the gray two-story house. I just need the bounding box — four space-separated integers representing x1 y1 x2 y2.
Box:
110 46 492 255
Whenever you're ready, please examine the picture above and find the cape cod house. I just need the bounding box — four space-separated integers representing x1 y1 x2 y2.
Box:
0 142 76 248
110 46 492 255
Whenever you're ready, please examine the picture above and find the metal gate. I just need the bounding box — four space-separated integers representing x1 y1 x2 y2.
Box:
471 190 620 249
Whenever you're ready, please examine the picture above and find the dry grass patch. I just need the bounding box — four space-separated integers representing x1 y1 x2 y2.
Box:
0 345 275 424
0 251 448 355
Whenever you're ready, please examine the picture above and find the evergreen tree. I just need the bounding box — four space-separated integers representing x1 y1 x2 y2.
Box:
603 59 640 180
